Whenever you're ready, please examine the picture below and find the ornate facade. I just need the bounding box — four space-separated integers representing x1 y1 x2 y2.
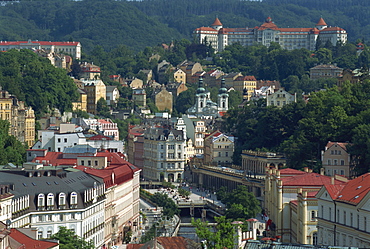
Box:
187 77 228 118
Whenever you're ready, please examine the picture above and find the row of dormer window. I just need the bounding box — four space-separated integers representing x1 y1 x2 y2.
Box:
37 192 77 209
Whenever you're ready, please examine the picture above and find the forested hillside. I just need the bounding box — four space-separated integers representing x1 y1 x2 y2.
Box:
1 0 370 52
0 49 78 116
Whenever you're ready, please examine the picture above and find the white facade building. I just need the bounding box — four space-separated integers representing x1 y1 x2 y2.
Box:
0 40 82 59
266 88 296 108
0 166 105 249
194 17 347 52
143 127 186 182
316 173 370 248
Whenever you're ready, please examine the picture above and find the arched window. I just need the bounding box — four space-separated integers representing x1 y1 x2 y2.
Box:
312 232 318 245
59 193 66 206
38 194 45 209
70 192 78 205
47 193 54 208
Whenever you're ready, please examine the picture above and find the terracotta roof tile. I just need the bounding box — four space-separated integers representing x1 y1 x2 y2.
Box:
334 173 370 204
9 228 58 249
211 17 222 26
282 172 346 187
316 17 327 26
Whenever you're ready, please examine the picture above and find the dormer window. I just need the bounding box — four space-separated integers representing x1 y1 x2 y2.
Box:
59 193 66 207
38 194 45 210
47 193 54 209
70 192 78 206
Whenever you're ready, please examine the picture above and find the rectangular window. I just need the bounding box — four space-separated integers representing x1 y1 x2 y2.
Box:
95 160 98 166
81 160 84 166
48 214 52 221
168 153 174 159
57 138 61 143
38 231 43 239
225 152 229 157
47 231 52 238
64 138 67 143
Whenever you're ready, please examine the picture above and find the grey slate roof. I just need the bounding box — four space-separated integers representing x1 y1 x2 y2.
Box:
0 167 104 211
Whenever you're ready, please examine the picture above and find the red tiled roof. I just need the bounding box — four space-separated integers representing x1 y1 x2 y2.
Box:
316 17 327 26
0 41 79 46
334 173 370 204
323 183 345 200
9 228 58 249
88 134 112 141
212 17 223 26
325 141 348 151
321 27 345 32
279 168 306 176
126 244 142 249
290 200 298 206
157 237 190 249
282 172 346 187
195 27 217 32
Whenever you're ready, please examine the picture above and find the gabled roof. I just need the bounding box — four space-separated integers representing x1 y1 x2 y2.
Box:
325 141 348 151
9 228 59 249
334 173 370 205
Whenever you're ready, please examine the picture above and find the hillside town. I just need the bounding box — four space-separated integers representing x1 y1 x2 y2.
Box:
0 12 369 249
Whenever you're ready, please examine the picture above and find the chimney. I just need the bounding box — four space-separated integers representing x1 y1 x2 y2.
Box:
320 168 325 175
304 167 309 173
331 176 335 185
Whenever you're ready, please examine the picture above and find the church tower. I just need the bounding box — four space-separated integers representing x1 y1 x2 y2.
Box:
196 77 207 113
217 78 229 112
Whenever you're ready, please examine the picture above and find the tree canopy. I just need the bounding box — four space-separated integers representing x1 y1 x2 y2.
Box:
0 120 26 165
192 216 236 249
0 49 78 117
50 226 94 249
223 80 370 174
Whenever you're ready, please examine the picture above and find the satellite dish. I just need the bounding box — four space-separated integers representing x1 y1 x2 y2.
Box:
6 219 11 226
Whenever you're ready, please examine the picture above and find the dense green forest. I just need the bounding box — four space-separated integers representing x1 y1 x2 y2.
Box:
1 0 370 52
0 49 78 116
223 80 370 175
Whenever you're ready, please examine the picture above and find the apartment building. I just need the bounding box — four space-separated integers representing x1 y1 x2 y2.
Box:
143 127 186 182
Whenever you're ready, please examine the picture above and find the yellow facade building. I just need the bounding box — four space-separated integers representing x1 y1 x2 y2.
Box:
83 79 107 115
264 167 347 244
0 88 35 147
155 87 173 112
233 75 257 99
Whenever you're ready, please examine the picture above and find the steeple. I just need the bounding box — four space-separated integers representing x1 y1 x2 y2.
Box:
316 17 327 30
219 78 227 94
211 17 223 31
217 77 229 112
197 77 206 94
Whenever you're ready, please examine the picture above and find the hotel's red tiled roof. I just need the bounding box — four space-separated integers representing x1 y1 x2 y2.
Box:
316 17 328 26
212 17 223 26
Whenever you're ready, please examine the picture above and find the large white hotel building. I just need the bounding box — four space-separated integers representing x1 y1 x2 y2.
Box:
194 17 347 52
